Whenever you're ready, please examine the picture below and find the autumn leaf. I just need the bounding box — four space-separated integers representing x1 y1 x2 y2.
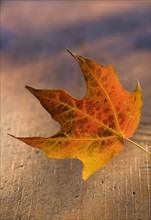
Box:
9 49 151 180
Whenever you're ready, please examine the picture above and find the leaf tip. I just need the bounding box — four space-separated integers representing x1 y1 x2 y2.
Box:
25 85 34 91
82 171 92 181
134 79 143 103
66 48 80 63
82 165 92 181
8 133 18 139
25 85 37 96
136 79 142 93
8 133 14 137
82 175 89 181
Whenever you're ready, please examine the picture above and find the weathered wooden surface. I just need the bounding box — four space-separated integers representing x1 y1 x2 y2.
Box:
1 2 151 220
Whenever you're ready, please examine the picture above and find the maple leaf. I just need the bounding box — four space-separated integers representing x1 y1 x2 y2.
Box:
9 49 151 180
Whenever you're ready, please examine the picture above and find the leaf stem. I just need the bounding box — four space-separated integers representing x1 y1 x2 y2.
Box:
124 137 151 156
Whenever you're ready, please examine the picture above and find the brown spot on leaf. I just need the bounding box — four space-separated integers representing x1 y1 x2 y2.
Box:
109 122 115 129
104 108 110 113
103 119 108 125
97 127 104 137
134 96 136 101
109 115 114 121
101 140 106 145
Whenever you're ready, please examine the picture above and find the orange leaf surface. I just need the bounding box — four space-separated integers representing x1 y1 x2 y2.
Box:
10 50 145 180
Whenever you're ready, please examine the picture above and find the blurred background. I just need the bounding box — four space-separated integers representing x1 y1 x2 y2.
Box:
1 1 151 220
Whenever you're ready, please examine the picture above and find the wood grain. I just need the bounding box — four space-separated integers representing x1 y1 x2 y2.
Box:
1 2 151 220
